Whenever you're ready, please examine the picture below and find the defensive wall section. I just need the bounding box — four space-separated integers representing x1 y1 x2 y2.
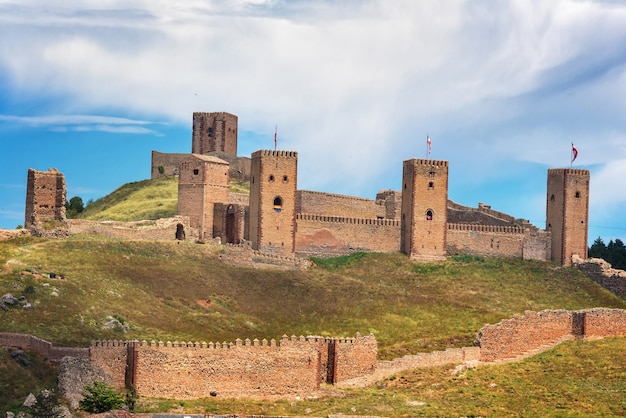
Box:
475 308 626 362
67 217 196 241
573 256 626 298
88 333 377 400
0 332 88 363
296 190 387 219
446 223 550 261
295 214 400 256
2 309 626 403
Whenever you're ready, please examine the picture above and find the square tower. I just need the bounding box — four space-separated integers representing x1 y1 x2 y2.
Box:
400 159 449 260
249 150 298 255
177 154 229 241
192 112 238 156
546 168 590 266
25 168 67 229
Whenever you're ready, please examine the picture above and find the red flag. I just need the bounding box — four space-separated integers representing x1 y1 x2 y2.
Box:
571 142 578 163
427 135 432 155
274 125 277 150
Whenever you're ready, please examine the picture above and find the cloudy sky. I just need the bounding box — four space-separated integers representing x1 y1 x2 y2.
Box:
1 0 625 244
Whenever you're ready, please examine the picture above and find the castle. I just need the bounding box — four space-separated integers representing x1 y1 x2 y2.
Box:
149 111 589 266
24 111 589 266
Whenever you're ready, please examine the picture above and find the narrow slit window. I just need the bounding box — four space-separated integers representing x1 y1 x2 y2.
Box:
426 209 433 221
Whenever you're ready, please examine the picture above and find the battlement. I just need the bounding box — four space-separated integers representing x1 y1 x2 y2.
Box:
297 213 400 226
298 189 380 204
193 111 236 118
408 158 449 167
447 223 526 234
90 333 368 351
252 149 298 158
548 168 590 177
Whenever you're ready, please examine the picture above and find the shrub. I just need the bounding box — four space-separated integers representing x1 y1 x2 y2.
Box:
79 381 124 413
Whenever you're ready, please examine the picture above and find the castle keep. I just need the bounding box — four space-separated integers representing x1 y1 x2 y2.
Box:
145 111 589 265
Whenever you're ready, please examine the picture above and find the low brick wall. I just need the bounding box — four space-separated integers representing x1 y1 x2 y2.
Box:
68 217 197 241
0 332 88 363
574 257 626 298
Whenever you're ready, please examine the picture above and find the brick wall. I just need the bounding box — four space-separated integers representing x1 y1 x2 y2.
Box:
150 151 187 179
297 190 386 219
446 224 550 261
295 214 400 256
135 337 319 399
0 333 88 363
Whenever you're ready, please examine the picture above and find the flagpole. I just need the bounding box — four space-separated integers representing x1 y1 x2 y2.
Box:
274 125 277 151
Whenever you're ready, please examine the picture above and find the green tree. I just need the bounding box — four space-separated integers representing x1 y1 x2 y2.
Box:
65 196 85 218
589 237 609 260
79 381 124 413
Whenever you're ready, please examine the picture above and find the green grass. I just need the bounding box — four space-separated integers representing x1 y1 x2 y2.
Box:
76 176 250 222
1 236 626 416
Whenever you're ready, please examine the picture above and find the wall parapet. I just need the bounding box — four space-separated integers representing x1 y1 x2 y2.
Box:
297 213 400 227
298 189 379 204
447 223 525 234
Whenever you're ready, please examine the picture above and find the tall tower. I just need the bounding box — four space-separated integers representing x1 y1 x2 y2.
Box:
177 154 229 241
249 150 298 255
25 168 67 229
192 112 238 156
400 159 449 260
546 168 590 266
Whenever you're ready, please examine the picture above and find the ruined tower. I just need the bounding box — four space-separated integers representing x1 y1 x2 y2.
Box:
192 112 238 156
25 168 67 229
546 168 590 266
249 150 298 255
177 154 229 241
400 159 449 260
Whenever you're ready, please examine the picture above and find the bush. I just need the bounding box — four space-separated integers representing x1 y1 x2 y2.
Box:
79 381 124 413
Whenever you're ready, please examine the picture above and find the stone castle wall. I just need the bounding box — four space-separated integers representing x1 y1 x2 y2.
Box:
295 214 400 256
475 308 626 362
88 333 377 400
296 190 386 219
0 332 88 363
446 224 550 261
573 256 626 298
67 217 196 241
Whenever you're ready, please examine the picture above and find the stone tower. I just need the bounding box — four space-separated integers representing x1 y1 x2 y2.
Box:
400 159 449 260
25 168 67 229
177 154 229 241
249 150 298 255
192 112 238 156
546 168 590 266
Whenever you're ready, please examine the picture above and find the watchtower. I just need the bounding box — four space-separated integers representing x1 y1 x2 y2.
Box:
546 168 590 266
177 154 229 241
249 150 298 255
192 112 238 156
400 159 449 260
25 168 67 229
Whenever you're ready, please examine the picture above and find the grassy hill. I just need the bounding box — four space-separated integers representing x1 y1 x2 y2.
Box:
2 179 626 416
76 176 249 222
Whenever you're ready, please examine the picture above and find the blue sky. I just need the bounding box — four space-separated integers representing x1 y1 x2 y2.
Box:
1 0 626 245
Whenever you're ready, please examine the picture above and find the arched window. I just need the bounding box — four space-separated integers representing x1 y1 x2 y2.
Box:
283 175 289 183
269 175 275 182
575 191 581 198
426 209 433 221
273 197 283 212
428 181 434 189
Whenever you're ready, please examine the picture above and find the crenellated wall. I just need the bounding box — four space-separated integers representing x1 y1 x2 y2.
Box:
295 214 400 256
87 333 377 399
446 223 550 261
